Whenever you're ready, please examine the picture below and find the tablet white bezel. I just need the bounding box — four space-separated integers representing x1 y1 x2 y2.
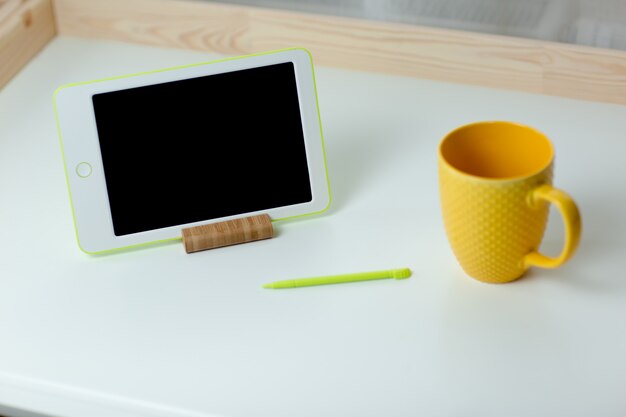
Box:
54 48 331 254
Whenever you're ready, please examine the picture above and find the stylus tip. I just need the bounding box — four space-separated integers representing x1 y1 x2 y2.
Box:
392 268 412 279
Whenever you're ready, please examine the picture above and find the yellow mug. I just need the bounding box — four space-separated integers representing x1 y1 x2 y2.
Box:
438 121 581 283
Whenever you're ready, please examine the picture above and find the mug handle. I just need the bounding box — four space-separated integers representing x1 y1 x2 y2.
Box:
524 184 582 269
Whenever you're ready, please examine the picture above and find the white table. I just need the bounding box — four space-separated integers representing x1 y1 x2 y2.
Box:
1 36 626 417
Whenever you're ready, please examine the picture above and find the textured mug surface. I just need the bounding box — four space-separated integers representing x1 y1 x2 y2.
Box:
438 121 581 283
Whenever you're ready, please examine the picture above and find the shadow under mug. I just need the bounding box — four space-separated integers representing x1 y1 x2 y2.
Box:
438 121 582 283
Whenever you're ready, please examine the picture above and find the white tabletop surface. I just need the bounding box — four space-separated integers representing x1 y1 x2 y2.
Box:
1 36 626 417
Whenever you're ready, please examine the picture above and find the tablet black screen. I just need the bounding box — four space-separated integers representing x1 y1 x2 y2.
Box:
92 62 312 236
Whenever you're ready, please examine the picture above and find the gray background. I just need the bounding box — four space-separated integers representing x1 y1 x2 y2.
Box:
206 0 626 51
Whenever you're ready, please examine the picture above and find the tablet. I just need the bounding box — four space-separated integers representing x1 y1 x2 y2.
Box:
53 48 331 254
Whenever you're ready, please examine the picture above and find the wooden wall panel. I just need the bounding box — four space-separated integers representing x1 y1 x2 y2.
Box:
48 0 626 105
0 0 56 90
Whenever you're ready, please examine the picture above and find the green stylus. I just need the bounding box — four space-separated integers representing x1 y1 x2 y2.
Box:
262 268 412 289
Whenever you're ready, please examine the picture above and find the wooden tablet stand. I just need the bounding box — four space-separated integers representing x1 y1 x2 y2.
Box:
181 214 273 254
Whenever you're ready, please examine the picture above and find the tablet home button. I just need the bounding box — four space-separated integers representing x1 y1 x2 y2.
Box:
76 162 92 178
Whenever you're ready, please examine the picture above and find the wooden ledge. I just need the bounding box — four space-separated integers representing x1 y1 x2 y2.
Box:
52 0 626 105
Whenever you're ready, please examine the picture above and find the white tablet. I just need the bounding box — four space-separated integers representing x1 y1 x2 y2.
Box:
53 48 331 254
